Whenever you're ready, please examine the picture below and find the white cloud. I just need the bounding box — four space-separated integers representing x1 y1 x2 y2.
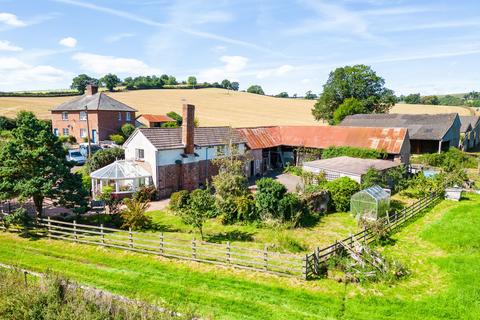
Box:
72 52 161 76
105 32 134 43
59 37 78 48
0 12 26 27
256 64 295 79
0 57 72 91
199 55 248 82
0 40 22 52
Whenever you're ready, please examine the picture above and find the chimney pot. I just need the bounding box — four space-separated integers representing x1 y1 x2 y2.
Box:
86 84 98 96
182 104 195 154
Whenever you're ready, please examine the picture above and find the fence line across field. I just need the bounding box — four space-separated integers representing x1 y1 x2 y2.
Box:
1 193 441 279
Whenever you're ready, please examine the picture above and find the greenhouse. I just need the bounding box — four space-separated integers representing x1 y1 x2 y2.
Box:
350 185 391 220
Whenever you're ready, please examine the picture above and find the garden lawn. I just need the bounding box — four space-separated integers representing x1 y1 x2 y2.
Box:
0 194 479 319
145 209 358 253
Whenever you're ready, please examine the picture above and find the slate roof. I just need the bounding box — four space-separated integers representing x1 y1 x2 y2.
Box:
340 113 459 141
51 92 137 112
138 127 246 150
237 126 408 154
303 156 401 176
459 115 480 132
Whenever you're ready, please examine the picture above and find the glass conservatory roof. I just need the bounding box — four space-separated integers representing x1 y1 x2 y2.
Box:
359 185 390 200
90 160 151 180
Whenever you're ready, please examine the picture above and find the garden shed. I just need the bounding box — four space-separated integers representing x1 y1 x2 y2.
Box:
350 185 390 220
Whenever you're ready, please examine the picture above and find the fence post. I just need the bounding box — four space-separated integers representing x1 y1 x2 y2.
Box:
129 228 133 248
100 224 105 246
192 238 196 260
47 216 51 240
226 241 231 264
302 255 308 280
313 247 319 275
363 228 367 244
263 245 268 272
73 220 77 243
159 232 164 255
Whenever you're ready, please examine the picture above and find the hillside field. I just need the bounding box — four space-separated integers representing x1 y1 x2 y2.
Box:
0 88 475 127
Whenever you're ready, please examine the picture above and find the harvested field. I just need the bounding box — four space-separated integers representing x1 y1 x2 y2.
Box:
0 89 475 127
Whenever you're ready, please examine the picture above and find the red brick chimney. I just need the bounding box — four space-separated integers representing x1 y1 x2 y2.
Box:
86 84 98 96
182 104 195 154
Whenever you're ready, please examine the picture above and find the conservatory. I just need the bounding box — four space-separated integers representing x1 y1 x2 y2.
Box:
350 185 391 220
90 160 152 197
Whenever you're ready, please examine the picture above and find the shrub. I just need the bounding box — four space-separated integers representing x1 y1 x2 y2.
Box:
234 194 258 222
120 123 136 138
325 177 360 212
189 188 216 218
255 178 287 220
109 134 125 145
283 163 303 176
361 168 384 189
86 147 124 172
2 207 31 230
415 148 477 171
120 198 151 230
278 192 309 226
169 190 190 211
133 185 157 202
321 146 386 160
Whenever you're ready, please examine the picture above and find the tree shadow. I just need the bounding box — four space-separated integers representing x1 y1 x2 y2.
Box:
146 221 181 233
206 230 255 243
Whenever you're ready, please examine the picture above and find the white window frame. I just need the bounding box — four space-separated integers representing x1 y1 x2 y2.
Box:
62 112 68 120
80 128 87 138
118 112 122 121
126 112 131 121
62 128 69 136
80 111 87 121
135 148 145 161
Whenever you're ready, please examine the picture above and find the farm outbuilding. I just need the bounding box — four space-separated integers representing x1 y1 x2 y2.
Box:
302 156 402 183
350 185 391 220
340 113 461 154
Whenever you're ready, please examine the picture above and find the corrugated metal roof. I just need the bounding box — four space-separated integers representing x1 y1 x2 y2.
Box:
237 126 408 154
139 114 175 123
52 92 137 112
460 115 480 132
138 127 246 150
303 156 401 176
340 113 459 140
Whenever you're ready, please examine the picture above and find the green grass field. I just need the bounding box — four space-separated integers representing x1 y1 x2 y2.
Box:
0 195 479 319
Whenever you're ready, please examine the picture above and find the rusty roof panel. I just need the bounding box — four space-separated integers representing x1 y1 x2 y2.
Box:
139 114 175 123
237 126 408 154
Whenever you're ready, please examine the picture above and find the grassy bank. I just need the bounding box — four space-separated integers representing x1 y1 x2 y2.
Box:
0 195 479 319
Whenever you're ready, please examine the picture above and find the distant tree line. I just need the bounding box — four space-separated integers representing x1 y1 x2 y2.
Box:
70 74 240 94
397 91 480 107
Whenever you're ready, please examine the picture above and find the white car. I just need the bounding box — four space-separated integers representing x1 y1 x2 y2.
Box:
66 149 86 165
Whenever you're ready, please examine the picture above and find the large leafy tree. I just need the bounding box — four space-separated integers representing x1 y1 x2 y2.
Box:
100 73 121 92
71 74 98 94
0 112 88 217
247 85 265 95
312 65 395 124
333 97 366 124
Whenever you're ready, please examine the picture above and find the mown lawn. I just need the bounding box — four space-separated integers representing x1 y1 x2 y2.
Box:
0 194 479 319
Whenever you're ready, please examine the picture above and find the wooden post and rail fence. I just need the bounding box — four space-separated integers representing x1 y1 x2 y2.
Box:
0 193 441 280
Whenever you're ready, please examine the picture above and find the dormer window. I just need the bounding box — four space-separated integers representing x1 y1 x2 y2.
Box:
62 112 68 120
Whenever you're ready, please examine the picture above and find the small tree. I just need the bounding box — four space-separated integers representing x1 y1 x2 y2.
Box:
361 168 384 189
221 79 231 89
109 134 125 145
179 189 214 239
100 73 121 92
230 82 240 91
247 85 265 95
325 177 360 212
304 91 318 100
187 76 197 87
120 198 151 230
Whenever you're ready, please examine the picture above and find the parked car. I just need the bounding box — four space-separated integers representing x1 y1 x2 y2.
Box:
66 149 86 165
79 143 102 157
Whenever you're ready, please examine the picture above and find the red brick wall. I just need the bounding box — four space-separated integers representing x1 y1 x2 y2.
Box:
51 110 136 143
156 160 219 198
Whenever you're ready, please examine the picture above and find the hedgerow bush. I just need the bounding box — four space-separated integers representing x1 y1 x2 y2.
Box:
321 146 387 160
415 148 477 170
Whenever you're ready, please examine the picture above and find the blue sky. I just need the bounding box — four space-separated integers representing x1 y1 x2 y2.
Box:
1 0 480 95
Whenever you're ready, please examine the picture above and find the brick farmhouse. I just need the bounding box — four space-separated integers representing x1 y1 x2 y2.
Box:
51 84 137 143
